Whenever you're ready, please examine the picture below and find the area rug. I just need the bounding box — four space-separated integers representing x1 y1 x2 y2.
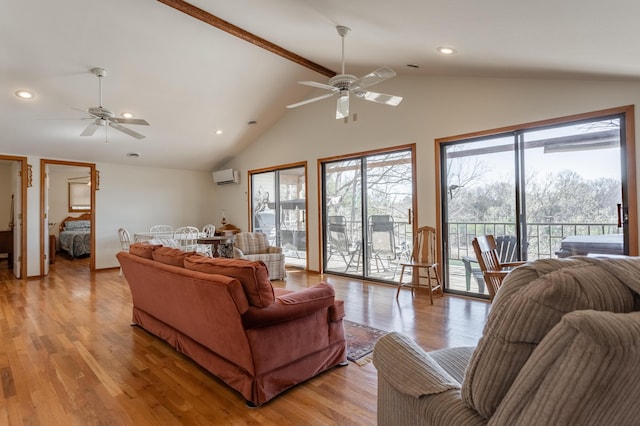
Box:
344 320 388 366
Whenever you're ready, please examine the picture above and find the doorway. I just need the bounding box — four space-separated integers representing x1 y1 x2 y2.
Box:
438 106 637 297
40 160 96 275
320 145 416 282
0 155 27 279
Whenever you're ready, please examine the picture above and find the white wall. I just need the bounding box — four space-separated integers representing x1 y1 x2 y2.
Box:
94 163 217 269
219 74 640 271
19 160 217 275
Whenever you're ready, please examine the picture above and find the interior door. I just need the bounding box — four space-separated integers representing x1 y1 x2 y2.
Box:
11 161 21 278
43 164 50 275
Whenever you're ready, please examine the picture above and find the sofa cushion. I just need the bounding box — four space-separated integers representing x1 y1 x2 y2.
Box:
461 257 640 419
129 242 161 259
184 255 275 308
152 246 195 267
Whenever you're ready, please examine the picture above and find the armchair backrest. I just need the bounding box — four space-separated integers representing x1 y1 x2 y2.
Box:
234 232 269 255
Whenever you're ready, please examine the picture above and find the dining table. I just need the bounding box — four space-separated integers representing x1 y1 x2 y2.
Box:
196 235 235 258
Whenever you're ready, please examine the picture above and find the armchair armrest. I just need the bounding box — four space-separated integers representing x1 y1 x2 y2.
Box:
501 260 527 269
266 246 283 254
373 332 461 397
242 282 336 329
233 247 246 258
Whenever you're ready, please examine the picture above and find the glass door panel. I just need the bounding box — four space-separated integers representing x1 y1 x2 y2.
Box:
250 165 307 268
324 159 363 274
521 118 623 259
443 135 517 297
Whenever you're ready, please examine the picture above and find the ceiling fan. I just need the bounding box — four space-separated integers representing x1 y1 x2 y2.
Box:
76 68 149 140
287 26 403 119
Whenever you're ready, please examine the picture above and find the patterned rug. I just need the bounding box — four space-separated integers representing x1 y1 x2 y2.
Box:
344 320 388 366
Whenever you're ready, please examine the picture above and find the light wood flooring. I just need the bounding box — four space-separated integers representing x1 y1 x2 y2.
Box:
0 256 490 425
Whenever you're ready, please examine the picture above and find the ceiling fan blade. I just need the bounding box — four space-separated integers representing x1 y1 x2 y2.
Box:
336 92 349 119
298 80 336 91
287 92 335 109
351 66 397 90
109 121 146 139
353 90 403 106
110 117 150 126
73 107 96 119
80 121 101 136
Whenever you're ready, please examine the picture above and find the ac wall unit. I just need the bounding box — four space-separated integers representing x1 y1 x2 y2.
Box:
212 169 240 185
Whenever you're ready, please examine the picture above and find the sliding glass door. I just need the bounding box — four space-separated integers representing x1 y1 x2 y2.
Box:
321 146 415 282
250 164 307 268
441 108 635 297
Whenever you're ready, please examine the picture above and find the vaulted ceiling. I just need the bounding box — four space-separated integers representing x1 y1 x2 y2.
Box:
3 0 640 171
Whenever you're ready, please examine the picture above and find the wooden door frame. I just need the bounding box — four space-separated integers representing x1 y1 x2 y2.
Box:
40 159 96 274
0 154 28 279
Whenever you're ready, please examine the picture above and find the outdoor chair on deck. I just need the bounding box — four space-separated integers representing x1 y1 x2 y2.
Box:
462 235 519 293
327 216 360 273
397 226 442 304
472 234 527 300
369 215 396 273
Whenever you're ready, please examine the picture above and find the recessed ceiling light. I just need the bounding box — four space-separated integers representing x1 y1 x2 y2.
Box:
437 46 456 55
126 152 141 158
215 129 223 135
121 112 133 118
248 120 257 125
15 90 35 100
406 64 420 69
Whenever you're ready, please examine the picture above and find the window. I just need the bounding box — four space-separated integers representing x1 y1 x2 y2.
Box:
68 182 91 212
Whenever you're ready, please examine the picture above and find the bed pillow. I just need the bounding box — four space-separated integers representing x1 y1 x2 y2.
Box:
64 220 91 231
152 247 195 267
184 255 275 308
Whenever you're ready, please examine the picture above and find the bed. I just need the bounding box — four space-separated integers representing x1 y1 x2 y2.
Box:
58 214 91 258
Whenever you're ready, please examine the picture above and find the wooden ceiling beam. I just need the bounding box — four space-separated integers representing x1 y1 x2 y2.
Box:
157 0 336 78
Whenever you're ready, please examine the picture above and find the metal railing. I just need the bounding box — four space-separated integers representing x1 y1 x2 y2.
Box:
448 221 621 261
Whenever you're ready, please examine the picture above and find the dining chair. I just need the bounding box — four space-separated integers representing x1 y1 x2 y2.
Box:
397 226 442 304
199 224 217 256
472 234 527 300
174 226 199 252
149 225 174 238
117 228 131 276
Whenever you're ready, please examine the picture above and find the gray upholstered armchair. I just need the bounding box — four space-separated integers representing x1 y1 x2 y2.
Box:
233 232 286 280
374 256 640 425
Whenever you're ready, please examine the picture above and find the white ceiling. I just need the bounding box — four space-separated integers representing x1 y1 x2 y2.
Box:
3 0 640 171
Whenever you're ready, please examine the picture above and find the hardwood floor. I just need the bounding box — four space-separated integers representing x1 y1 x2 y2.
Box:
0 257 490 425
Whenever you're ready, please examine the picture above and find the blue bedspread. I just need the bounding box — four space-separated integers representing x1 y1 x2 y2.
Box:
59 230 91 258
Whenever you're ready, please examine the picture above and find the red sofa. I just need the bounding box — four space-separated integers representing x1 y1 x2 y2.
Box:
117 243 347 406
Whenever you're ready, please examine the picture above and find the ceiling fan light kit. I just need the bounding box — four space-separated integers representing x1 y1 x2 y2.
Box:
287 25 402 119
76 67 149 142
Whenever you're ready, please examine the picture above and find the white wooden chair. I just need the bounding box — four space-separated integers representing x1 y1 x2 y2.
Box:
198 224 216 256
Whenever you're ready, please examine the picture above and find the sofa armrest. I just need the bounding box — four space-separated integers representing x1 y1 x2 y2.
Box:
242 282 337 329
266 246 283 254
373 332 461 397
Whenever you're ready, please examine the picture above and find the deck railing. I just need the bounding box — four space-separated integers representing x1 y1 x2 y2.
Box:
447 222 620 261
